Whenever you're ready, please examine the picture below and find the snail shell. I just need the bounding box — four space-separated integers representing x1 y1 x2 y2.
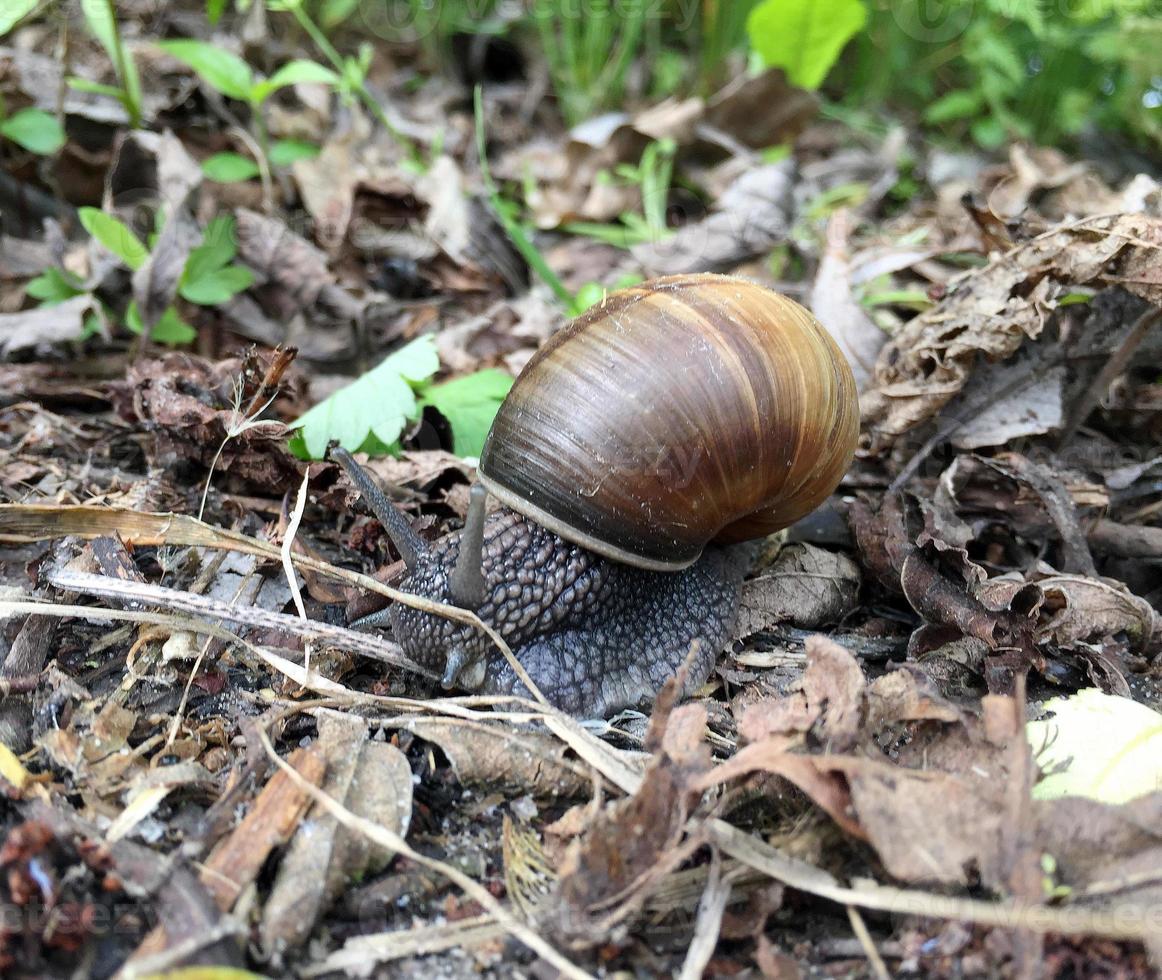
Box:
478 273 859 571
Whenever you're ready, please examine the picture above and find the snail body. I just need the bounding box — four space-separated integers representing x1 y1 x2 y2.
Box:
335 274 858 717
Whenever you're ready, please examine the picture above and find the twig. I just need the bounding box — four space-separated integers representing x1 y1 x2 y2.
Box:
677 848 730 980
43 568 435 678
845 905 891 980
0 504 542 704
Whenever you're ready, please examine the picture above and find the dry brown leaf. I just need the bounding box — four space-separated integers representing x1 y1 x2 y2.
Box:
981 574 1157 655
734 543 860 640
693 736 863 839
850 495 1036 659
260 711 413 953
865 667 964 728
632 162 794 275
702 69 817 151
110 353 300 490
234 207 334 308
861 213 1162 452
833 755 1010 888
0 295 92 355
546 703 711 946
410 717 592 798
809 209 886 391
736 635 866 748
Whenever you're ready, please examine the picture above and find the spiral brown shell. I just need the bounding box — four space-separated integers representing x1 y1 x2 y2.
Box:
477 273 859 571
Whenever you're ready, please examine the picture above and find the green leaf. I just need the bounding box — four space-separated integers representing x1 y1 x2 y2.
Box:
78 207 149 270
251 59 339 104
180 265 253 305
157 39 253 101
419 369 514 457
570 281 608 315
288 337 441 459
67 78 129 100
923 89 983 124
150 306 198 344
79 0 120 63
970 115 1007 148
1028 689 1162 804
985 0 1044 34
206 0 229 25
0 0 37 37
320 0 360 28
970 33 1025 87
270 139 320 167
82 311 103 339
747 0 867 90
27 267 85 304
126 302 197 344
202 152 260 182
80 0 142 121
180 215 252 304
0 108 66 154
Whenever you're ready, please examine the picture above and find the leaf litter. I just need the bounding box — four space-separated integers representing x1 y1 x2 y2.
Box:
0 6 1161 979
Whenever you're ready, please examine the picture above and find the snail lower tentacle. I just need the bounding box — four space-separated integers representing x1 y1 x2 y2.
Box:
389 508 755 717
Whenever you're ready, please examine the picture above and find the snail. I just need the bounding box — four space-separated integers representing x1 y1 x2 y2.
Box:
331 274 858 717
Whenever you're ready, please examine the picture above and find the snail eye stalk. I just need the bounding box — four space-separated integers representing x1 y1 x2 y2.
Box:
448 482 487 609
329 445 429 571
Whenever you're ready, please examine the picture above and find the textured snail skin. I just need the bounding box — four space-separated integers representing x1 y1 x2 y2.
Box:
390 508 753 716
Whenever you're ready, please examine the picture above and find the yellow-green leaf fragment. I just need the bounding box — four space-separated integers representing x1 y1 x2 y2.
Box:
1028 688 1162 804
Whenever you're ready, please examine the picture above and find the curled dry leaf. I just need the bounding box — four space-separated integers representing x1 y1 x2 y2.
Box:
109 353 300 490
861 213 1162 453
981 574 1157 656
734 543 861 641
850 494 1037 658
864 667 964 729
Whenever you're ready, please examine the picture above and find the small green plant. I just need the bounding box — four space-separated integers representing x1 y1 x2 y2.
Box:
837 1 1162 150
27 211 254 345
288 335 513 459
564 138 677 249
269 0 418 160
202 139 320 183
70 0 143 128
0 105 65 155
158 39 337 156
532 0 650 125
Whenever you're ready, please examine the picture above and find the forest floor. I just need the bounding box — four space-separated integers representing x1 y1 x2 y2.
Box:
1 7 1161 979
